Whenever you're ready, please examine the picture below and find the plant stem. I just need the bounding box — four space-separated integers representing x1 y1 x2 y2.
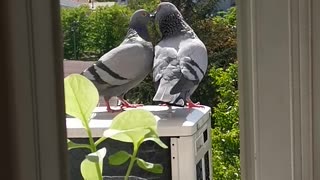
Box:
68 143 92 151
84 121 102 180
125 144 139 180
94 136 107 146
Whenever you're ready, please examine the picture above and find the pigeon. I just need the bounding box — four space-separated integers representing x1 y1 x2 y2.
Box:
151 2 208 108
81 9 154 112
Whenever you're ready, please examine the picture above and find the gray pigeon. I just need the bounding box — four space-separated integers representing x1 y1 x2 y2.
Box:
81 9 154 112
152 2 208 108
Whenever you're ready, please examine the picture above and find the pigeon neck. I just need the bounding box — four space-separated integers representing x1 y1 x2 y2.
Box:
128 24 150 41
159 12 193 39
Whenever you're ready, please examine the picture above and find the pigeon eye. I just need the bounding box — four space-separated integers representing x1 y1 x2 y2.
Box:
142 12 147 17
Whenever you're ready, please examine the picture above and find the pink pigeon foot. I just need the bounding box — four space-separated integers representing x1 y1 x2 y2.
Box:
118 98 143 109
186 100 205 109
104 97 122 113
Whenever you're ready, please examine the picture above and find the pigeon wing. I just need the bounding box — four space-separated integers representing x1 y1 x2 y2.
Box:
170 38 208 95
152 47 185 105
82 43 153 87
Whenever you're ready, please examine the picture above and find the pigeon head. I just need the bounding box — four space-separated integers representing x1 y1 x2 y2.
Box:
129 9 152 27
153 2 181 22
128 9 152 41
152 2 192 39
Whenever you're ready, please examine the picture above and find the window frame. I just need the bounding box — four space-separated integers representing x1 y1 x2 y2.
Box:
238 0 318 179
3 0 320 179
3 0 68 179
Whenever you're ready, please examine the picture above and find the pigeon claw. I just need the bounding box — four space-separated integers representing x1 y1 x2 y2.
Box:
118 97 143 109
186 101 205 109
105 98 123 113
121 103 144 109
106 107 123 113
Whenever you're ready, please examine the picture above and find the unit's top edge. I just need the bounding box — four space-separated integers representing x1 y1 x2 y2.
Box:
66 105 211 136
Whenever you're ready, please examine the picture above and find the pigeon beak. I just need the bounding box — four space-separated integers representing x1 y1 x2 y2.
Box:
150 11 156 19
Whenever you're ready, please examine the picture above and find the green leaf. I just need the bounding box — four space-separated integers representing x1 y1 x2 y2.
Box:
136 158 163 174
64 74 99 128
143 137 168 149
103 129 132 142
80 148 106 180
81 159 100 180
87 147 107 164
108 151 131 166
67 139 91 150
103 109 157 145
103 128 151 144
110 109 157 131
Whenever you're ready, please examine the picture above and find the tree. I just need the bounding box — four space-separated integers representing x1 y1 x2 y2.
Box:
60 5 132 60
61 6 92 60
161 0 220 23
210 63 240 180
128 0 160 12
87 5 132 58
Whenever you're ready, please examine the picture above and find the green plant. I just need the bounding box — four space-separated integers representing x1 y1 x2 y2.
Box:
103 109 168 180
65 74 104 180
64 74 167 180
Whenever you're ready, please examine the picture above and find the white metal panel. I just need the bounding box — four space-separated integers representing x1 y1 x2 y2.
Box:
177 136 197 180
170 138 180 180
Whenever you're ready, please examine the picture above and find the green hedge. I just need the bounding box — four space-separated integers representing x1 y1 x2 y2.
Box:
61 5 132 60
210 63 240 180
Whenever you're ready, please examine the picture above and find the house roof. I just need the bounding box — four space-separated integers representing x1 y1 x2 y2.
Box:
87 2 116 9
73 0 88 3
60 0 82 8
63 60 94 77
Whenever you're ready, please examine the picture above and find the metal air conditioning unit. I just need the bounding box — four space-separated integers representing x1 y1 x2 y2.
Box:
67 106 212 180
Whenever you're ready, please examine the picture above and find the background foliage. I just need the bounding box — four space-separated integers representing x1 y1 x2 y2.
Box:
61 5 132 60
210 63 240 179
191 7 237 110
165 0 220 22
61 2 239 179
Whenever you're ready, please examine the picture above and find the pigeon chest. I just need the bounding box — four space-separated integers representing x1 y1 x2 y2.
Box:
159 35 187 50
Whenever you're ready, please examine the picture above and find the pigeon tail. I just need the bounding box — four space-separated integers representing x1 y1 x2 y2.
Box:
153 79 186 106
170 75 197 95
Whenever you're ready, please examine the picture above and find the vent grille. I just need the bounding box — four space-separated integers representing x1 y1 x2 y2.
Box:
196 160 203 180
205 152 210 180
69 137 171 180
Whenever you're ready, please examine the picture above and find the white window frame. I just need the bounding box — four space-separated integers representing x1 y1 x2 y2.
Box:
3 0 320 179
238 0 319 179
